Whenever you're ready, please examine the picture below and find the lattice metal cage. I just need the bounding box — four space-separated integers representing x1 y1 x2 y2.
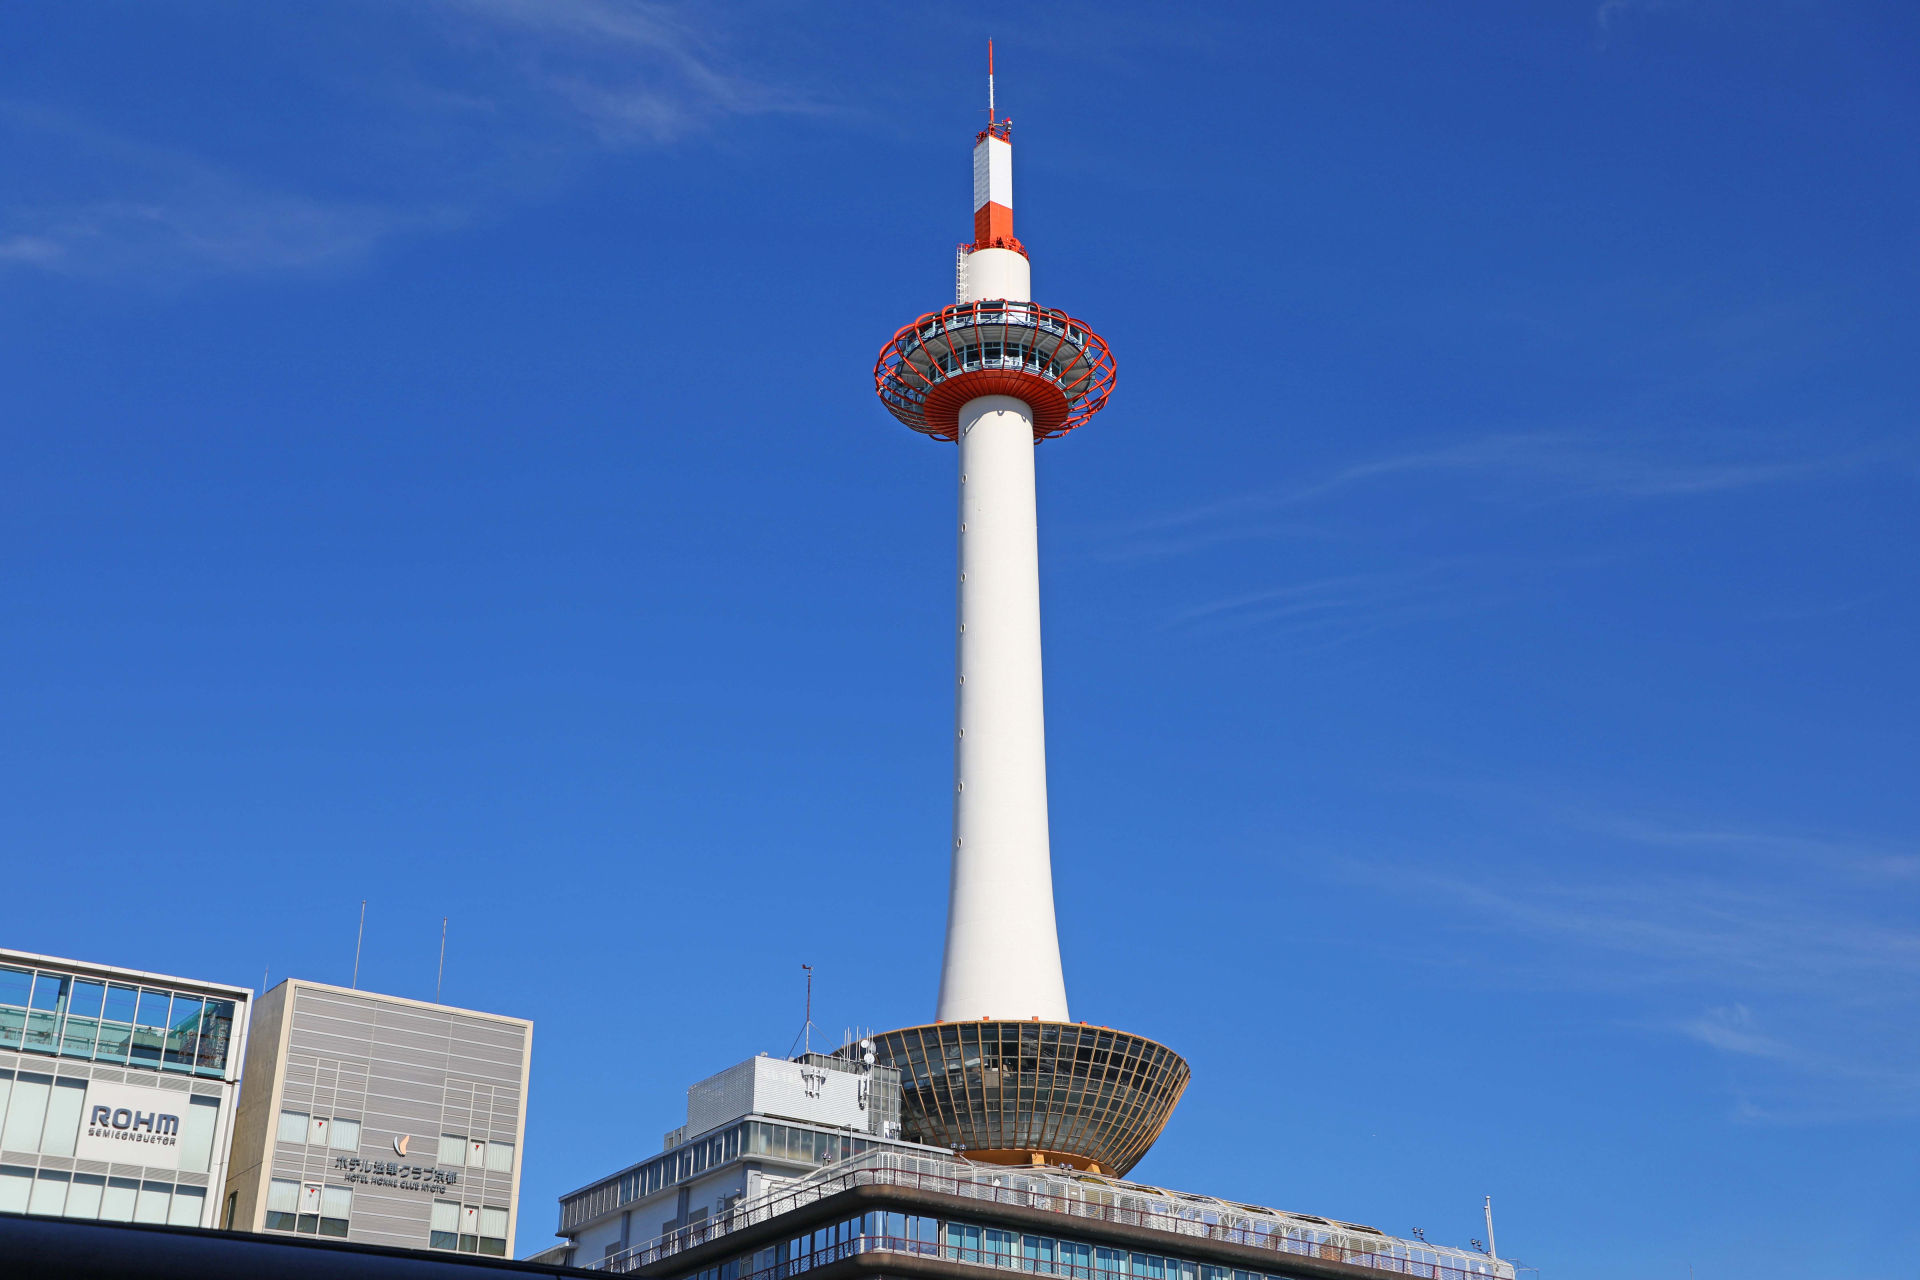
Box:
869 1021 1188 1177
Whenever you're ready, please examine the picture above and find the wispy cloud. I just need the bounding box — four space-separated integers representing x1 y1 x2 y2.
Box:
0 2 803 281
1091 429 1878 565
1334 805 1920 1119
427 0 808 143
1162 568 1464 652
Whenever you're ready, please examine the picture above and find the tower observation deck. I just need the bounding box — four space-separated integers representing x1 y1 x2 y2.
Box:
867 54 1187 1178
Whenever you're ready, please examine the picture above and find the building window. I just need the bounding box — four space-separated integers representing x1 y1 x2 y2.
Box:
265 1178 299 1231
276 1110 308 1144
27 1170 68 1216
131 991 170 1067
67 1174 105 1220
309 1115 330 1146
169 1185 206 1227
224 1190 238 1230
180 1096 222 1173
484 1140 514 1173
319 1186 352 1237
39 1078 86 1156
459 1202 480 1251
329 1117 361 1150
479 1206 509 1256
133 1180 172 1224
467 1138 485 1167
297 1181 323 1233
163 997 203 1071
2 1072 50 1152
100 1178 137 1222
431 1198 460 1250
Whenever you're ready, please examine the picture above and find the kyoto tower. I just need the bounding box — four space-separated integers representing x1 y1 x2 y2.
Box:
867 51 1189 1177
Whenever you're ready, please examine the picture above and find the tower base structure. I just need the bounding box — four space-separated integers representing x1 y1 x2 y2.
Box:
869 1020 1189 1177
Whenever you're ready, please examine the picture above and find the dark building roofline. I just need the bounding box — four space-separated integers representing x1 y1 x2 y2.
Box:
0 1212 601 1280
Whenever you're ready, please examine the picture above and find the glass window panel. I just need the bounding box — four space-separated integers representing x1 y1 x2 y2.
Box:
0 969 31 1008
0 1167 31 1214
485 1140 513 1172
164 997 202 1069
195 1001 235 1074
278 1110 309 1143
40 1078 87 1156
329 1117 360 1151
23 1011 59 1054
467 1138 485 1166
431 1199 460 1232
0 1069 11 1123
29 974 68 1013
100 1178 138 1222
28 1171 68 1216
481 1206 508 1236
299 1183 322 1214
3 1073 50 1151
66 1174 104 1220
92 1021 130 1065
266 1178 299 1231
102 985 137 1025
135 991 171 1029
67 982 105 1020
129 1022 163 1067
179 1096 220 1173
169 1185 206 1227
319 1185 351 1236
0 1007 22 1050
309 1116 330 1146
60 1016 99 1059
133 1181 172 1224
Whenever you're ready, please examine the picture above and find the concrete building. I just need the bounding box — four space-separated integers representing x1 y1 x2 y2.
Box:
222 978 531 1258
535 1050 946 1270
0 947 251 1228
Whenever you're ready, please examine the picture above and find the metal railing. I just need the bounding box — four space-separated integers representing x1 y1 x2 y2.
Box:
593 1154 1511 1280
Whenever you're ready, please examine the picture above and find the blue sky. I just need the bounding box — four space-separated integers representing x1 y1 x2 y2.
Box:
3 2 1916 1276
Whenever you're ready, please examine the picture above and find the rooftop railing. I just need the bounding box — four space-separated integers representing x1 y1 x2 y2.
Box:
593 1151 1512 1280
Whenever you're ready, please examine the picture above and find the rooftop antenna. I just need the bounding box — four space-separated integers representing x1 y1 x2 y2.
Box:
988 40 995 123
436 917 448 1002
351 899 366 989
1483 1196 1497 1261
787 964 816 1058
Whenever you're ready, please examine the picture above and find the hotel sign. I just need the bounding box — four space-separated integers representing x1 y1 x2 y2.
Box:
74 1081 186 1170
334 1154 460 1194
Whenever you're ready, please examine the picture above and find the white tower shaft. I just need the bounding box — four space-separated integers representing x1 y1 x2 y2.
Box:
938 391 1070 1023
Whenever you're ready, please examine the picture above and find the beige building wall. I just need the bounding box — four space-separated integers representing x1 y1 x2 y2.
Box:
222 979 532 1256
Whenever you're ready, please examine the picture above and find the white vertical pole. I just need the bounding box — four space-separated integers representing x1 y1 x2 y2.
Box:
1484 1196 1497 1261
937 393 1070 1023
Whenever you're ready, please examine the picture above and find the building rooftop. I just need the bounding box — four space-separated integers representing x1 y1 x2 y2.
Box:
602 1147 1513 1280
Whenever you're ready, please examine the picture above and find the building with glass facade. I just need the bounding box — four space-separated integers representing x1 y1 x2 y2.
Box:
535 1052 949 1270
0 947 252 1228
221 978 531 1259
576 1147 1512 1280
